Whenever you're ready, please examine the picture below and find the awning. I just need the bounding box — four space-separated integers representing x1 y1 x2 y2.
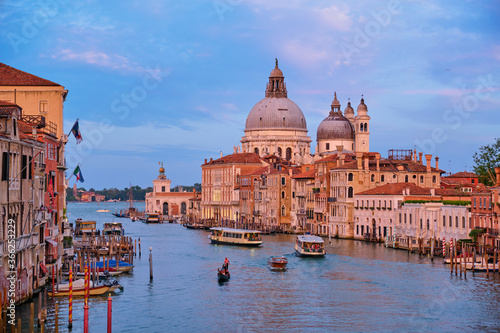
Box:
45 238 57 248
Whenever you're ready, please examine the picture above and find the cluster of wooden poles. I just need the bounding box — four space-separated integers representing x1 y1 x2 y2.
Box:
448 241 499 278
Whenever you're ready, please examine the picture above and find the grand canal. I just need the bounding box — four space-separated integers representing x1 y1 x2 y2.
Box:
16 202 500 332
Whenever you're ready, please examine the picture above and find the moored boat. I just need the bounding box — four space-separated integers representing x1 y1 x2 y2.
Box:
185 223 205 229
268 256 288 270
103 222 124 236
97 209 111 212
295 235 325 257
209 227 262 247
74 219 99 237
49 279 112 297
91 259 134 273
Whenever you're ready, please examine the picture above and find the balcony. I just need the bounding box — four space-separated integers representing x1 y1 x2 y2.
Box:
253 210 261 216
20 115 46 128
327 197 337 203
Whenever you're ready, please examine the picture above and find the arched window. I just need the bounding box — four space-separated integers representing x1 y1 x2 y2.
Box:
348 187 353 198
462 217 465 228
381 175 385 182
405 175 408 183
286 147 292 161
281 191 285 199
455 216 458 228
371 174 375 182
281 205 286 217
277 147 282 157
364 123 368 131
254 147 259 155
348 173 353 181
181 202 187 215
432 175 436 183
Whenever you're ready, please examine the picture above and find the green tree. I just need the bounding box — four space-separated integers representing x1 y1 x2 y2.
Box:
473 138 500 186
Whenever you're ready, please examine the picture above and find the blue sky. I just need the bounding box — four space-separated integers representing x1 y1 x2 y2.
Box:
1 0 499 190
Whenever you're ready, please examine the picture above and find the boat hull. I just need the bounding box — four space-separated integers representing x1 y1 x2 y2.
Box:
268 257 288 270
49 285 111 297
210 239 262 247
217 272 230 282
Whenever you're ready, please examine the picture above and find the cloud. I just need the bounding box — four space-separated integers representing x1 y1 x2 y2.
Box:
50 48 147 73
314 5 352 31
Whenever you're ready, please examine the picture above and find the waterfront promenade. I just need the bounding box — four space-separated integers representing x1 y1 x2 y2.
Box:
15 202 500 332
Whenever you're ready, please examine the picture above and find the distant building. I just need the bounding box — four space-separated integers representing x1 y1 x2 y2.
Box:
441 171 479 192
80 191 105 202
145 164 198 221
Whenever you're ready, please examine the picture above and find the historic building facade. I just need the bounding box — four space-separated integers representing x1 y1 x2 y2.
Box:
145 164 198 220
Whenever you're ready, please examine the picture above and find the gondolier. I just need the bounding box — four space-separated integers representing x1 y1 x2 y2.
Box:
223 257 230 270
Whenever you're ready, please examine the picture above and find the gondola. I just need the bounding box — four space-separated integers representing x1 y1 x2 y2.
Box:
217 269 230 282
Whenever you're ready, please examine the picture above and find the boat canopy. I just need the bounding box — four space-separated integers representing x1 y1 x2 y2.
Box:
297 235 324 243
210 227 261 234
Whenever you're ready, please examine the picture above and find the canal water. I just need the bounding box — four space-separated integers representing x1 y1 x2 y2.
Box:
16 202 500 332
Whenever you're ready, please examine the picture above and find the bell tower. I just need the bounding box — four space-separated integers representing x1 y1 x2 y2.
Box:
354 96 370 152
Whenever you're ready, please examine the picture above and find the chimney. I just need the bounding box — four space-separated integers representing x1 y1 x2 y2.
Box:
496 167 500 186
220 151 223 158
418 152 423 164
340 153 345 166
210 158 213 162
376 153 380 171
356 152 363 170
336 145 343 155
425 154 432 172
205 159 207 164
413 149 417 162
430 188 435 196
289 169 292 177
435 156 439 170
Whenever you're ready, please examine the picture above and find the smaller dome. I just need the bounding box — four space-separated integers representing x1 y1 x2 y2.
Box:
357 96 368 113
344 100 354 116
270 58 284 77
317 113 355 140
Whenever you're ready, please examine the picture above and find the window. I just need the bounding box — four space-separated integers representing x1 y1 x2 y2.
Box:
420 175 424 183
381 175 385 182
472 179 475 184
427 219 429 230
2 152 8 181
474 198 476 208
456 216 458 228
281 177 285 186
326 143 330 151
254 147 259 154
371 174 375 182
405 175 408 183
278 147 282 157
462 217 465 229
348 173 353 181
286 147 292 161
443 216 445 227
419 219 422 229
281 191 285 199
161 186 165 192
432 175 437 183
21 155 27 179
348 187 353 198
409 214 412 225
39 100 48 113
449 216 452 227
281 205 286 216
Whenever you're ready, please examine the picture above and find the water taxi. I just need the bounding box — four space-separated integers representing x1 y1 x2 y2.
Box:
74 219 99 237
268 256 288 270
295 235 325 257
143 213 161 223
103 222 124 236
209 227 262 247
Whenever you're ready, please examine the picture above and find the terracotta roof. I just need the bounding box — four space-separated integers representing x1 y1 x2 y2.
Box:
240 165 294 177
202 153 263 166
446 171 478 178
357 182 470 197
0 100 20 107
357 183 430 196
292 169 316 179
0 63 61 86
315 152 356 163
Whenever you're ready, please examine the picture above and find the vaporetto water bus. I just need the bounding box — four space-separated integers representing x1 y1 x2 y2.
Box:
295 235 326 257
209 227 262 247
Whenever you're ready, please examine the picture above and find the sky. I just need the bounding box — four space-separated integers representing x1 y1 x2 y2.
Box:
1 0 499 190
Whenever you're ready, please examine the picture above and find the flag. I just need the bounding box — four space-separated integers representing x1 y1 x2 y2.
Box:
70 118 83 144
73 165 84 183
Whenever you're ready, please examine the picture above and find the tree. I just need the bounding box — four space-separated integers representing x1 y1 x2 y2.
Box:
473 138 500 186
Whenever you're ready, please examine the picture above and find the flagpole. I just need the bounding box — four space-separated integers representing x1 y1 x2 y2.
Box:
68 163 80 181
68 118 79 137
9 147 44 187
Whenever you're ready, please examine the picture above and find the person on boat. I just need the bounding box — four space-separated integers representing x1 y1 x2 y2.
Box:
223 257 229 270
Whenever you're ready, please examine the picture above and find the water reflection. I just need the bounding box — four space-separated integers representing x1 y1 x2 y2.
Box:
12 203 500 332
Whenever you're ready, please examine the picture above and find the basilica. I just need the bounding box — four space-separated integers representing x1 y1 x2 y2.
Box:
240 59 370 162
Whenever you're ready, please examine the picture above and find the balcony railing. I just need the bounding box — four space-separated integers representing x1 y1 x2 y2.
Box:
20 115 46 128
